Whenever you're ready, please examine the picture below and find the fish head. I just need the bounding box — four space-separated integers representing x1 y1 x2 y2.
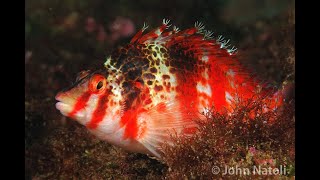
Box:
55 69 112 126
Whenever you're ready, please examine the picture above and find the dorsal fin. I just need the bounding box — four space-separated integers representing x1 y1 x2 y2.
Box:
128 19 280 112
131 19 237 55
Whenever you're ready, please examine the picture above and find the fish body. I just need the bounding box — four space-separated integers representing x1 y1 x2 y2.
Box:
55 19 283 159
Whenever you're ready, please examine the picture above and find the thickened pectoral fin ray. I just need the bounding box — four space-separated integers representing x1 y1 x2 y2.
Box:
137 101 200 158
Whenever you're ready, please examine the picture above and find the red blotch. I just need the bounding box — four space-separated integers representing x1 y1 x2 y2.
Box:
145 98 152 105
69 91 91 119
120 109 134 127
162 74 170 80
140 87 152 105
120 108 146 139
86 94 109 129
154 85 163 92
175 73 199 113
164 82 171 92
134 81 144 89
207 62 228 112
156 102 166 113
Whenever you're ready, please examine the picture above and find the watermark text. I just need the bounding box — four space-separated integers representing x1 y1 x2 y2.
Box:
211 165 287 176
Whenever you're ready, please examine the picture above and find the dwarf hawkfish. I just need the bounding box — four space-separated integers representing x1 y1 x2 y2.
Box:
55 19 283 159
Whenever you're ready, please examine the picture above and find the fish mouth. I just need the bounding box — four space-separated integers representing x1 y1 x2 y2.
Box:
55 93 73 116
55 93 86 120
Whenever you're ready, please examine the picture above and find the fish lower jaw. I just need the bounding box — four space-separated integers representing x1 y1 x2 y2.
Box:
55 102 72 116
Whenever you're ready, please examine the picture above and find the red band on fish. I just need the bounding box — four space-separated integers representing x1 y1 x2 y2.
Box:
209 63 227 112
69 91 91 119
175 75 199 112
120 108 147 140
87 94 109 129
120 109 138 139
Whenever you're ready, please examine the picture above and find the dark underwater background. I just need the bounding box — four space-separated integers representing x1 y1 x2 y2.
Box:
25 0 295 179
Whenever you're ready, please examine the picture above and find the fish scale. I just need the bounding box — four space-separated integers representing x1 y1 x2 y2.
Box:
55 19 283 159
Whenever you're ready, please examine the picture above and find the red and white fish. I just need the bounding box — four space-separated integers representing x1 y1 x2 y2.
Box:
55 19 283 159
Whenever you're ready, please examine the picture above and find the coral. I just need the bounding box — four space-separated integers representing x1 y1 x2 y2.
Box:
162 101 295 179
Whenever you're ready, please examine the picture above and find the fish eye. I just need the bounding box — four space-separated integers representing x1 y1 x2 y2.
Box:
89 74 107 93
96 81 103 90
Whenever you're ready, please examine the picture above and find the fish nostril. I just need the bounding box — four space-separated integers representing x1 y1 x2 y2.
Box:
55 92 64 101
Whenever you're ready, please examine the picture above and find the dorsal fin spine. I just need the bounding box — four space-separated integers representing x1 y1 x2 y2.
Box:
130 22 149 44
137 19 171 44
